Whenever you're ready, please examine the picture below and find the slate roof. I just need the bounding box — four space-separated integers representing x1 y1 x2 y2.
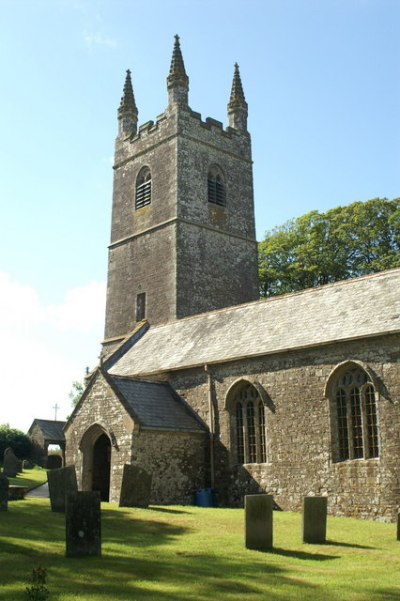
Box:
28 419 66 442
110 269 400 377
108 376 207 433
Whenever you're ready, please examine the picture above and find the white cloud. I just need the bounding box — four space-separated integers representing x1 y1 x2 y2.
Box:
47 281 106 332
83 30 118 50
0 273 106 432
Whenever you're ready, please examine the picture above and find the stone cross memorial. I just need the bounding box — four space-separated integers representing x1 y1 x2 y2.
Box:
303 496 328 544
245 494 273 551
119 464 152 508
66 491 101 557
0 474 9 511
48 465 78 513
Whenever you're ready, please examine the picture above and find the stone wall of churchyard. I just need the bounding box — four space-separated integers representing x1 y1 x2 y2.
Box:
170 333 400 521
132 430 207 505
65 371 135 503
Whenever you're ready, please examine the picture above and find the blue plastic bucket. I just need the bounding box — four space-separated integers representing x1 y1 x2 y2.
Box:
195 488 214 507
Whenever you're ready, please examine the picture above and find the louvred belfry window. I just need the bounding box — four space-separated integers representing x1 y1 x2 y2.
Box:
207 166 226 207
136 167 152 209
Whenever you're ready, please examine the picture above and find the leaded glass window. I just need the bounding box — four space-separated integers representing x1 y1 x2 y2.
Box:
332 366 379 462
232 383 267 464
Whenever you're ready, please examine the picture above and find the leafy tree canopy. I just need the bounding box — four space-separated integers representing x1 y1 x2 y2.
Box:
69 380 85 408
0 423 32 459
258 197 400 297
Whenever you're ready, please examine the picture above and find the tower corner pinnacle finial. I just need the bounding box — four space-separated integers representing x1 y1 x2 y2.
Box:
118 69 138 137
167 34 189 108
227 62 248 132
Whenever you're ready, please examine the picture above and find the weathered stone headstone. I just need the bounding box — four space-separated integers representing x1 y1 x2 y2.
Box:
303 496 328 544
47 465 78 513
16 459 23 473
3 448 18 478
119 464 152 508
66 491 101 557
397 512 400 541
47 455 62 470
22 459 34 470
245 494 273 551
0 474 9 511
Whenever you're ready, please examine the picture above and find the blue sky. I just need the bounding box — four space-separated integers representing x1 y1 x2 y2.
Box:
0 0 398 432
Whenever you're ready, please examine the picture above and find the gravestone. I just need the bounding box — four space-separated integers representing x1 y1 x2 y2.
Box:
48 465 78 513
3 448 18 478
16 459 23 473
0 474 9 511
303 496 328 544
22 459 34 470
245 494 273 550
47 455 62 470
66 491 101 557
397 512 400 541
119 464 152 508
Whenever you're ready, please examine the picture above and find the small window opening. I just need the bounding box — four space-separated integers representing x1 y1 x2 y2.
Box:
136 168 152 209
136 292 146 321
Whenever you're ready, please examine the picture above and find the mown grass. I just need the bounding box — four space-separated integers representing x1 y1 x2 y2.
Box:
6 467 47 490
0 500 399 601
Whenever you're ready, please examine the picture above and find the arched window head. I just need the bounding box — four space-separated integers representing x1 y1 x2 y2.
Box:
207 165 226 207
136 167 152 210
229 382 267 465
330 365 379 462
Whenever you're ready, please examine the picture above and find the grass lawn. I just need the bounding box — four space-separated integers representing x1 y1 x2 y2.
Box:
6 467 47 490
0 500 399 601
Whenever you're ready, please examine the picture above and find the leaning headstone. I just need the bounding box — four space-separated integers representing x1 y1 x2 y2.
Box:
3 448 18 478
66 491 101 557
119 464 152 508
245 494 273 550
303 496 328 544
0 474 9 511
47 465 78 513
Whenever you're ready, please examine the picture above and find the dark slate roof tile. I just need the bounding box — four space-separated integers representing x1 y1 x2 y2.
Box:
109 377 207 433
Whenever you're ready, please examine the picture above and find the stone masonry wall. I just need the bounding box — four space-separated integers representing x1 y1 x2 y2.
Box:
170 333 400 521
105 104 259 340
65 371 135 503
133 430 207 505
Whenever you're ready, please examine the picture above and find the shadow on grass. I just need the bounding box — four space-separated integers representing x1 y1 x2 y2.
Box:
325 539 374 550
270 547 339 561
147 506 191 514
0 501 396 601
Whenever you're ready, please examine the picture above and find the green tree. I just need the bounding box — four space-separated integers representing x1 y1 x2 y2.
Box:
258 197 400 297
69 381 85 408
0 423 32 459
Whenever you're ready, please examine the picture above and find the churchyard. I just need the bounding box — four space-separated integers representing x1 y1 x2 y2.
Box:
0 494 399 600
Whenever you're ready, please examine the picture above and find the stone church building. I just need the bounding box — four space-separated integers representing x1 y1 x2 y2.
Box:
65 36 400 521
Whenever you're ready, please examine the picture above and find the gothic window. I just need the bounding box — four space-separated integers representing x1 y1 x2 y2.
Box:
136 292 146 321
135 167 152 209
332 366 379 462
231 383 267 464
207 165 226 207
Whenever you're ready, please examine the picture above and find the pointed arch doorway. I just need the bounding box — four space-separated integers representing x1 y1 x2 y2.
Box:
92 433 111 501
80 425 111 502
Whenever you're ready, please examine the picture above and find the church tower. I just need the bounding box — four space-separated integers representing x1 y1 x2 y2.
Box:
103 36 259 348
